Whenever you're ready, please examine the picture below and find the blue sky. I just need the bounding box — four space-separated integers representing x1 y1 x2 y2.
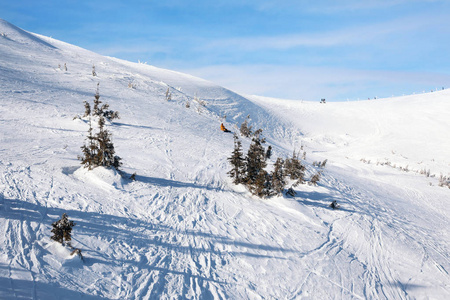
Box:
2 0 450 101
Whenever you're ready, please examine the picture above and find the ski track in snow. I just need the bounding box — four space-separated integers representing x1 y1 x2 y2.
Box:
1 19 449 299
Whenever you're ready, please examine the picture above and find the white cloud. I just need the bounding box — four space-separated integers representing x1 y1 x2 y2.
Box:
202 14 446 52
182 64 450 101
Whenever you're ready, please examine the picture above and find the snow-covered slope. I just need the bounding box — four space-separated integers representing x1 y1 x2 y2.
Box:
1 19 449 299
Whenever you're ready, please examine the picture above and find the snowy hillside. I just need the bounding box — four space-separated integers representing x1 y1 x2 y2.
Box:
1 19 449 299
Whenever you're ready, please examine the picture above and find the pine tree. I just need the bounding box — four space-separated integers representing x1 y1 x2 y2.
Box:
244 135 267 186
250 170 272 197
79 86 122 170
271 157 286 195
83 101 91 118
51 213 76 246
284 150 305 182
265 145 272 160
92 83 119 121
95 115 122 169
227 134 245 184
79 118 97 170
244 132 274 197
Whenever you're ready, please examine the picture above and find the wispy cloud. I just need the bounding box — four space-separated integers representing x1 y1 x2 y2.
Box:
183 64 450 101
202 14 447 52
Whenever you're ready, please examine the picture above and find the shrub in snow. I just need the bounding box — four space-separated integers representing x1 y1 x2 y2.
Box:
284 150 305 182
193 94 206 106
286 186 296 197
83 100 91 118
240 115 252 137
51 213 75 247
309 171 322 186
92 65 97 76
165 88 172 101
330 200 340 209
438 174 450 188
70 248 84 261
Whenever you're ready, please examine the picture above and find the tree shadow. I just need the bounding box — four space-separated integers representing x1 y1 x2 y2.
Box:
289 190 358 214
0 196 297 262
113 122 163 131
122 171 223 192
0 272 106 300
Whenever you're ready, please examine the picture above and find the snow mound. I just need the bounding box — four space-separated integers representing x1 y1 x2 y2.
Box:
74 167 124 192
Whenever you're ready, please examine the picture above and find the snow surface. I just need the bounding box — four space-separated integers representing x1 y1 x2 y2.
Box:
0 19 449 299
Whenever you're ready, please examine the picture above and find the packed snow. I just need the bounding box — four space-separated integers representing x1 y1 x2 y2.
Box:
0 19 449 299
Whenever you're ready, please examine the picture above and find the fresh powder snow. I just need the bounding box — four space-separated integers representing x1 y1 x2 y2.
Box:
0 19 449 299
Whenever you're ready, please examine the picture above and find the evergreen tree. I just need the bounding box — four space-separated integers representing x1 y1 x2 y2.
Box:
95 115 122 169
92 83 119 121
244 135 267 186
79 86 122 170
265 145 272 160
227 134 245 184
284 150 305 182
83 101 91 118
271 157 286 195
244 132 274 197
250 170 272 197
79 118 97 170
51 213 76 246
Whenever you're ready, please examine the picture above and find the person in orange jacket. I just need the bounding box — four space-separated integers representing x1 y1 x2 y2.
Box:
220 123 230 132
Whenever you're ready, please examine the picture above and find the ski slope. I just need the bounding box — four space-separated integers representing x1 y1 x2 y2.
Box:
0 19 449 299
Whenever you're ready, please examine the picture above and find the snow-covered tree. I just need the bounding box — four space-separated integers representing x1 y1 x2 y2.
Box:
92 83 119 121
51 213 75 246
79 86 122 170
250 169 272 198
271 157 286 195
83 100 91 118
228 134 245 184
284 150 305 182
244 134 267 186
240 115 252 137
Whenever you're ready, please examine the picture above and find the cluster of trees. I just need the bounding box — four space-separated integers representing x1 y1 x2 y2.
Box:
228 129 317 198
78 84 121 170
